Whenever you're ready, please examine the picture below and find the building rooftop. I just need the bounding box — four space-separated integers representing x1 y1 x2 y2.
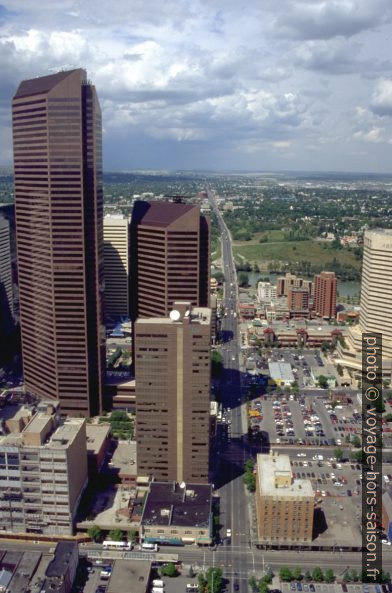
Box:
136 306 211 327
45 542 78 578
23 412 52 435
268 362 295 383
46 419 84 449
111 440 137 476
141 482 212 528
7 552 41 593
14 69 85 99
132 200 196 228
107 560 151 593
86 424 111 456
257 453 314 498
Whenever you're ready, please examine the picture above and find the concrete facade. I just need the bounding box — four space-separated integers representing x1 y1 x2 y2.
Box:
0 402 87 535
135 302 211 483
103 215 130 320
255 452 314 544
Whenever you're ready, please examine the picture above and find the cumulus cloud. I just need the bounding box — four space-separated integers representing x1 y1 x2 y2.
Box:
371 80 392 116
271 0 392 40
0 0 392 171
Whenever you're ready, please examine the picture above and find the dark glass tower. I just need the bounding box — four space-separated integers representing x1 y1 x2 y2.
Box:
12 69 105 416
130 200 210 321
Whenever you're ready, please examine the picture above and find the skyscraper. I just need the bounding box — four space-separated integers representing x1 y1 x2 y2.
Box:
135 302 211 483
0 217 14 331
313 271 336 319
337 229 392 375
130 200 210 320
103 215 130 320
12 69 105 416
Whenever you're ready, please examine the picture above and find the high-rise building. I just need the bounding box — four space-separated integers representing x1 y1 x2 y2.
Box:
276 273 312 297
12 69 105 416
287 287 310 319
313 271 336 319
135 302 211 483
130 200 210 320
337 229 392 375
0 217 14 332
255 452 314 544
0 401 87 535
103 215 130 320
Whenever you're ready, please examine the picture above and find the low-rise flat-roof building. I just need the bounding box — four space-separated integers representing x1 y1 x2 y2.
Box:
41 542 78 593
0 402 87 536
255 452 314 545
106 560 151 593
268 362 295 386
140 481 212 546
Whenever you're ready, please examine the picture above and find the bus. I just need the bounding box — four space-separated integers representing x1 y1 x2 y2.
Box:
139 542 158 552
102 540 132 550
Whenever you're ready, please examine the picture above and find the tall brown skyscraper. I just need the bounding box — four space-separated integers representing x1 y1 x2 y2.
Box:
135 302 211 483
12 69 105 416
130 200 210 320
313 271 337 319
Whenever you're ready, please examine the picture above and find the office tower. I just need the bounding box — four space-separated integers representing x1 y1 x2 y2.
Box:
12 69 105 416
255 452 314 544
338 229 392 373
0 217 14 332
0 402 87 535
287 287 310 319
313 271 336 319
135 302 211 483
276 273 312 297
103 215 130 320
130 200 210 320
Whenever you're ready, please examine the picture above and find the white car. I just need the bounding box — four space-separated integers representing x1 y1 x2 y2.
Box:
226 528 232 538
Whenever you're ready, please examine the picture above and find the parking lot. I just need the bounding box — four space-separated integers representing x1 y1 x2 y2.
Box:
244 348 335 390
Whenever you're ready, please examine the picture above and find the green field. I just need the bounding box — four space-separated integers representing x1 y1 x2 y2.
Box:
233 240 361 269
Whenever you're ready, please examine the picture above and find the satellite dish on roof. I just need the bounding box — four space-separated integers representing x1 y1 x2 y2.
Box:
179 481 186 488
169 309 181 321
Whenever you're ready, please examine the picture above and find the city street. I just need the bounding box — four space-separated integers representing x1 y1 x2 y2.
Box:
207 187 252 592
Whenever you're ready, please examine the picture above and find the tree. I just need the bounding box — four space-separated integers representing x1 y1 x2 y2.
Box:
333 447 343 461
188 566 196 578
259 583 269 593
352 435 361 448
292 567 302 580
385 413 392 422
160 563 177 577
279 567 293 582
261 574 272 585
249 577 258 592
198 574 207 593
238 272 249 287
128 529 138 543
108 528 123 541
304 571 311 582
206 567 223 593
324 569 334 583
317 375 329 389
312 567 324 582
87 524 102 542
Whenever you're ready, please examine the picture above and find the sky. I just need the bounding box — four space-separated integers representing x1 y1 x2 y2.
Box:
1 0 392 172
